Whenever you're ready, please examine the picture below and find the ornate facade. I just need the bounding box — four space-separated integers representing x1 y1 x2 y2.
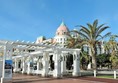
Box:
36 21 70 47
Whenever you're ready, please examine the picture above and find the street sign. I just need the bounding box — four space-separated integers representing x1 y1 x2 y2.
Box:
4 60 12 78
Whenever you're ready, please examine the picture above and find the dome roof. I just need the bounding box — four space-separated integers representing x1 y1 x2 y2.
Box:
56 21 69 35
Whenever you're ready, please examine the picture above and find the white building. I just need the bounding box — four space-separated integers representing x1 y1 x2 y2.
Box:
36 21 70 47
54 21 70 47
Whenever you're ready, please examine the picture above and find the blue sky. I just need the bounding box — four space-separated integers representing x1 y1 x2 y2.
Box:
0 0 118 42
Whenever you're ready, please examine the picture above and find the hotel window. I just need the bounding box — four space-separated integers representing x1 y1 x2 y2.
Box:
63 32 66 34
65 38 67 41
62 30 65 35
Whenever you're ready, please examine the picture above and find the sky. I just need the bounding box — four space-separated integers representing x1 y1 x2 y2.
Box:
0 0 118 42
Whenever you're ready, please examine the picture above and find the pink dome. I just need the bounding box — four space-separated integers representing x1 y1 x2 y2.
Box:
56 22 69 35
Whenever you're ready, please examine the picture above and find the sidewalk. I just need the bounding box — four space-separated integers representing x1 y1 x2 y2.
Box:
12 73 118 83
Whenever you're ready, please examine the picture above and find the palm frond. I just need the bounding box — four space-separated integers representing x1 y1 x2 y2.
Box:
80 27 91 39
102 32 111 39
87 23 93 31
80 25 90 35
96 26 110 38
96 24 105 32
87 23 94 39
79 31 89 40
97 32 111 40
93 19 98 28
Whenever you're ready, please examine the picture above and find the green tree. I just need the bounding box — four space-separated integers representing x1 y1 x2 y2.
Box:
73 19 111 69
107 35 118 69
96 53 111 69
80 51 90 70
65 30 82 48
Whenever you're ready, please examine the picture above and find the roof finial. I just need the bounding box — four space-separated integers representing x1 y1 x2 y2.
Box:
60 19 66 26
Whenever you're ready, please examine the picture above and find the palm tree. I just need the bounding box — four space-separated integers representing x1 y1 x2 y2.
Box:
65 30 82 48
106 35 118 69
65 30 90 70
104 35 118 54
73 19 111 69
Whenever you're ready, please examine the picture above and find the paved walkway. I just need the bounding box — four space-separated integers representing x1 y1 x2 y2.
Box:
12 73 118 83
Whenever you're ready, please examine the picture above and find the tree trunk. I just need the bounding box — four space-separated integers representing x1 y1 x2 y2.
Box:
91 45 97 70
92 54 97 69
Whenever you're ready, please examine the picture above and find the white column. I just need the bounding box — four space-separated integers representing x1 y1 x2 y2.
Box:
94 70 96 77
22 57 26 74
114 70 116 79
72 51 80 76
37 61 39 71
27 62 31 74
27 57 31 75
61 52 66 75
42 52 49 77
53 50 61 78
1 44 13 83
36 60 40 74
1 46 6 79
14 59 18 72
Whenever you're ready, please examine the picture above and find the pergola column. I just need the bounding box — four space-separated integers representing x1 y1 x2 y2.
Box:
61 52 66 75
53 50 61 78
36 58 41 74
37 60 39 71
27 62 31 74
72 51 80 76
14 59 18 72
27 56 32 75
42 52 49 77
1 43 13 83
22 57 26 74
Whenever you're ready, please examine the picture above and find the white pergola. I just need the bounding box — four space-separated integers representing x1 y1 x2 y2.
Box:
0 40 81 80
